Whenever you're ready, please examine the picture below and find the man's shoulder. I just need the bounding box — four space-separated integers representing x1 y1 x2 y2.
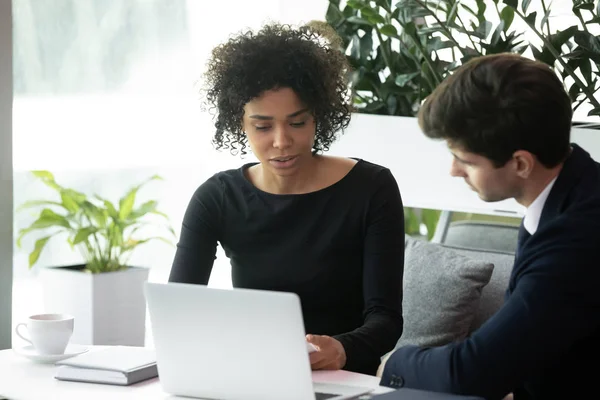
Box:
528 204 600 267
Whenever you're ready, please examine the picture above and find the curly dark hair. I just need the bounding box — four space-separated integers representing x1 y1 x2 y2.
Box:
202 22 353 155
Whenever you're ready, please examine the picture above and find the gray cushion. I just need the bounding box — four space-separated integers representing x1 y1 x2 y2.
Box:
398 236 494 348
442 245 515 333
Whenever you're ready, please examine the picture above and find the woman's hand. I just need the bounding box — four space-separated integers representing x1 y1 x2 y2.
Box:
306 334 347 370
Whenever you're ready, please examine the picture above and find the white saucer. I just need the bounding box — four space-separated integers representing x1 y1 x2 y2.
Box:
13 344 89 364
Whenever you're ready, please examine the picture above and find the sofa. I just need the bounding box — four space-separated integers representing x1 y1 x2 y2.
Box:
377 220 519 376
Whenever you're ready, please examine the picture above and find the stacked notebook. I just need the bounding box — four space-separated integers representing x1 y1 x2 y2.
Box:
54 346 158 386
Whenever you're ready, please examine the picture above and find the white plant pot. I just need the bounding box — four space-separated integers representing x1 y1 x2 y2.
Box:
39 266 149 346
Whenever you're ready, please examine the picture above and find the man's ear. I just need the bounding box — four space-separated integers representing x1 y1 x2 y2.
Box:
512 150 536 178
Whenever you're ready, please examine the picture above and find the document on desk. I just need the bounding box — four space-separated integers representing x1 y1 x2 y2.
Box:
54 346 158 386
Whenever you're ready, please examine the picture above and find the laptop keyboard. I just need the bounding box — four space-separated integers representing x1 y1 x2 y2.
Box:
315 392 338 400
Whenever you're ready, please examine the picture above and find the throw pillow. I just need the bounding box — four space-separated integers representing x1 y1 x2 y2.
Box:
397 235 494 348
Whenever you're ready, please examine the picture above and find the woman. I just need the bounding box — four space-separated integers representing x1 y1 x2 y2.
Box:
169 22 405 376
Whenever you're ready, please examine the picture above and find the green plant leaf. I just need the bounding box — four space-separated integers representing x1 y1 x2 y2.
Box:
386 95 398 114
109 223 124 249
569 81 582 102
524 11 537 25
60 190 82 214
503 0 518 9
418 25 445 35
31 170 61 191
80 200 107 227
347 0 365 10
574 31 600 53
490 21 505 47
359 31 374 60
404 207 421 235
374 0 392 13
500 5 515 32
95 196 119 219
586 16 600 24
447 1 459 24
540 5 552 29
552 25 578 49
395 72 420 86
522 0 532 13
367 13 386 24
422 209 441 240
117 176 164 221
427 37 454 51
17 200 63 212
573 0 595 11
121 236 175 253
474 0 487 22
119 189 136 220
326 2 345 26
29 209 71 230
28 236 51 268
362 100 386 113
73 227 98 245
128 200 158 220
588 107 600 116
31 170 55 181
379 24 398 37
347 16 373 26
579 58 593 84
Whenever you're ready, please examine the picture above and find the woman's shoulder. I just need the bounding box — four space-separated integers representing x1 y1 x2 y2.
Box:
340 157 395 183
192 163 255 200
318 156 398 197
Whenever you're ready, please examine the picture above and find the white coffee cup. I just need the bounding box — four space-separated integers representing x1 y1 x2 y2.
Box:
15 313 74 355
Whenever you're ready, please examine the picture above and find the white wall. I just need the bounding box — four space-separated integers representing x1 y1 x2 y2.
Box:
328 114 600 217
0 0 13 350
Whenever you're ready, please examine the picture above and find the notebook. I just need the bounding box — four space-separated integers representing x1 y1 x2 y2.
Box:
54 346 158 386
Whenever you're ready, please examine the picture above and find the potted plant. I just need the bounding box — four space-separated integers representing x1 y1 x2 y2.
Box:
17 170 175 346
324 0 600 237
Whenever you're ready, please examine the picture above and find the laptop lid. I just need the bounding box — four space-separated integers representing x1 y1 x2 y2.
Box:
146 282 364 400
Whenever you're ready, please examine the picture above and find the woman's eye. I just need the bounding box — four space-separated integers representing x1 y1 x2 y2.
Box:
290 121 306 128
255 126 270 131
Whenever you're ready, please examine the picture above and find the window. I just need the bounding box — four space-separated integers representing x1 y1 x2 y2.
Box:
11 0 326 347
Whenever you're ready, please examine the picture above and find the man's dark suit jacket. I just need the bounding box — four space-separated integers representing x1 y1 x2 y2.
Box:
381 144 600 400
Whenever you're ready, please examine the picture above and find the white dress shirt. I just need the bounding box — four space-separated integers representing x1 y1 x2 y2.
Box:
523 177 557 234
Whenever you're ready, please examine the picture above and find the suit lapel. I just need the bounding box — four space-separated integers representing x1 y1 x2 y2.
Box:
506 144 592 298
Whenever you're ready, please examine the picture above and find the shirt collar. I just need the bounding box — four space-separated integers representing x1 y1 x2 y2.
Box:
523 177 557 234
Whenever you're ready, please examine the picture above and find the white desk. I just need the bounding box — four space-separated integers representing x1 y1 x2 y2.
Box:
0 346 393 399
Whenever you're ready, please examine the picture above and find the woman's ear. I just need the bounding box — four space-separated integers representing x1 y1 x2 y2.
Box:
512 150 536 179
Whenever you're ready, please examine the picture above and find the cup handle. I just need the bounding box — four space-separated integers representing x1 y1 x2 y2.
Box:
15 323 32 345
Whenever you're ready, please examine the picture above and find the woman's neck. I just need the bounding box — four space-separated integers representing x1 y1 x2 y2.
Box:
255 156 322 195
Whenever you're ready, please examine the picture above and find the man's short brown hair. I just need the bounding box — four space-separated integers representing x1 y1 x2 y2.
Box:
418 53 573 168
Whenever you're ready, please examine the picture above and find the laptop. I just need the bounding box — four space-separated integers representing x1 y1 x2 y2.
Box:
145 282 373 400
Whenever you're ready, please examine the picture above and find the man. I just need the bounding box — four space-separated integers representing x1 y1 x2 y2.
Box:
380 53 600 399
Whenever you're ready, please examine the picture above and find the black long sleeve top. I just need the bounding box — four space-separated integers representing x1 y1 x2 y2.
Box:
169 159 405 375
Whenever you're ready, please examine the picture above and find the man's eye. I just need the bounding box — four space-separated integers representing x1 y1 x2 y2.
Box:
255 126 270 131
290 121 306 127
